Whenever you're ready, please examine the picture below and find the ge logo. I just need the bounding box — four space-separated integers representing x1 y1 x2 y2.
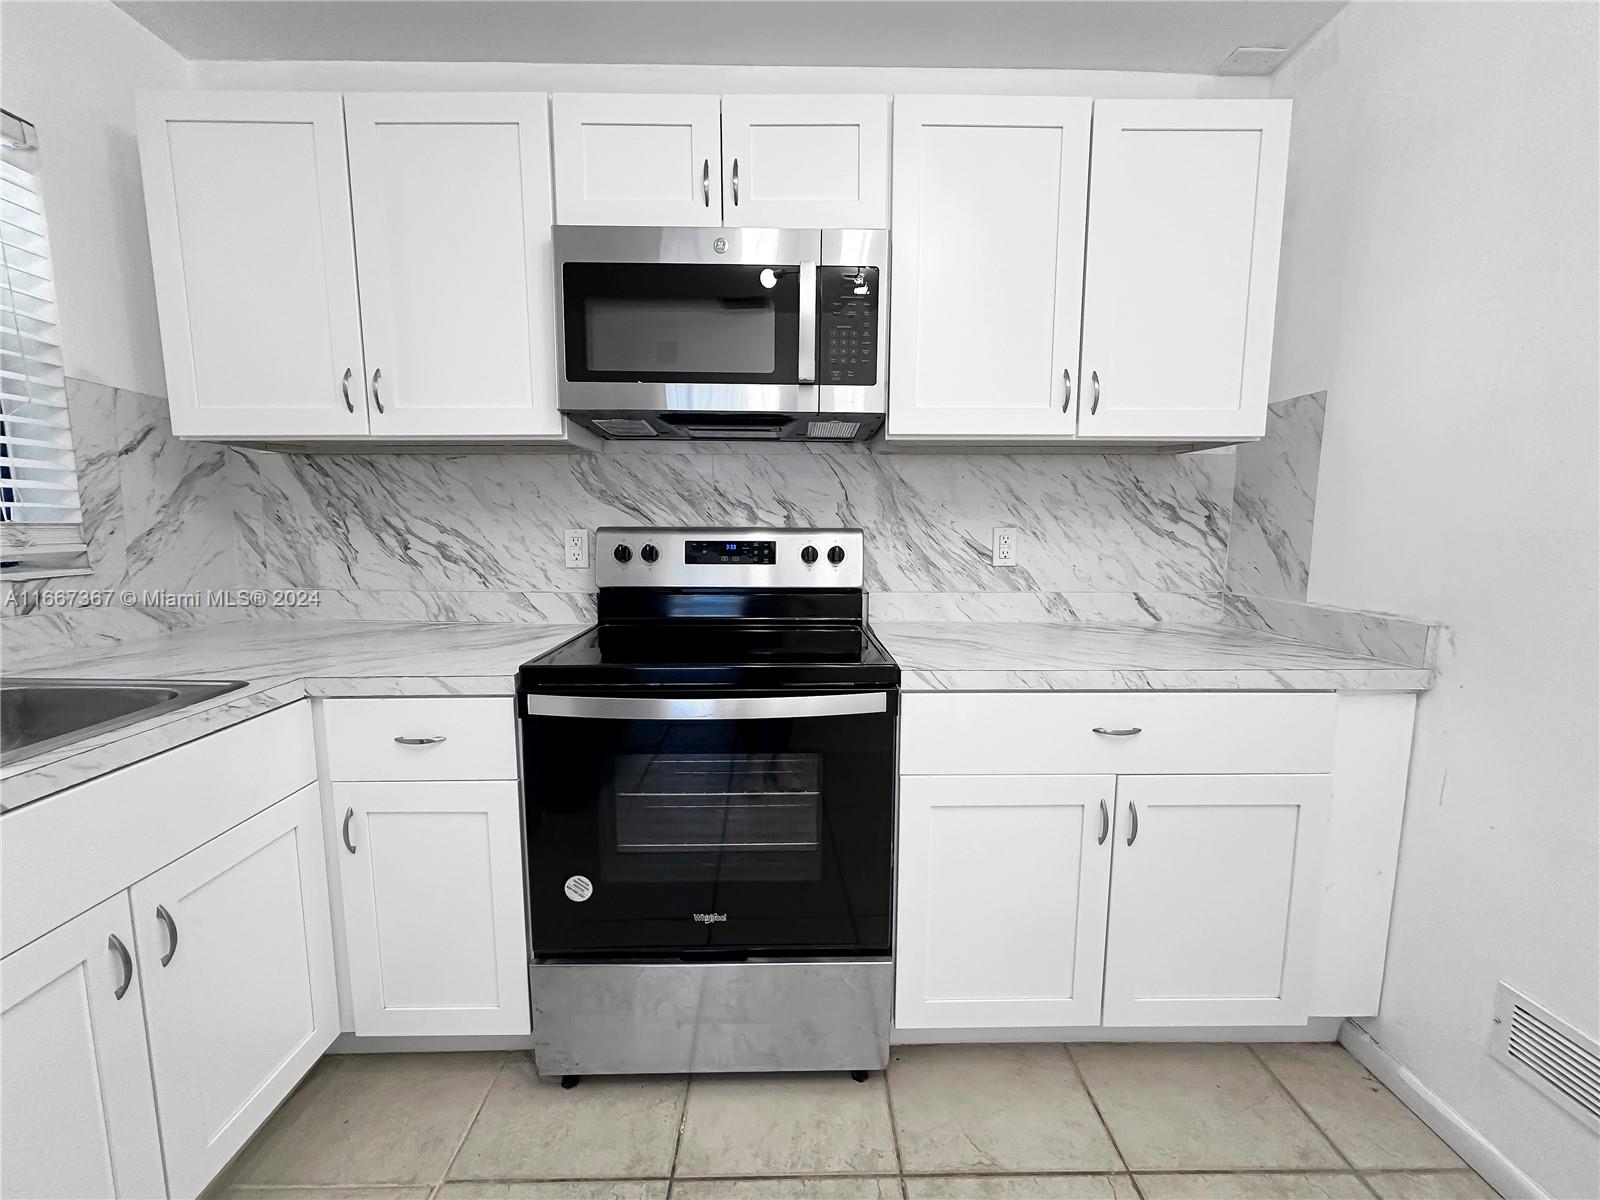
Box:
712 237 728 254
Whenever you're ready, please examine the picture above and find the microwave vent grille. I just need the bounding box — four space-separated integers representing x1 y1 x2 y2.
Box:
593 419 659 438
805 420 864 440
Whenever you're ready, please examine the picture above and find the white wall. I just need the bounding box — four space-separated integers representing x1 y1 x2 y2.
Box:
0 0 191 396
1270 4 1599 1195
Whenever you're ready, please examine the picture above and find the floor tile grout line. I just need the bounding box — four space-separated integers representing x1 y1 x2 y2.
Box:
1060 1042 1139 1191
429 1052 510 1199
881 1061 909 1182
1246 1043 1375 1195
667 1075 692 1184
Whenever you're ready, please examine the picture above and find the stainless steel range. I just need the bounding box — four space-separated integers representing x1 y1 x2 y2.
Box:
518 528 898 1080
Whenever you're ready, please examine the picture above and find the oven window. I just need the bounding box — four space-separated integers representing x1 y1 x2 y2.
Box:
586 298 777 375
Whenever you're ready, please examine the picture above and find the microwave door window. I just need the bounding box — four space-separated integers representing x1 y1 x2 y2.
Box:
586 298 776 376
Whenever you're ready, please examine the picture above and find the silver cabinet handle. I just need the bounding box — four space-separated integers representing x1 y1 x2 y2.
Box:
526 691 886 721
1090 370 1101 415
371 367 384 414
342 806 357 854
394 735 447 745
156 905 178 967
1061 367 1073 413
108 934 133 999
1097 799 1109 846
732 157 739 206
1126 801 1139 847
1092 726 1142 737
797 260 817 384
702 158 710 206
341 367 355 413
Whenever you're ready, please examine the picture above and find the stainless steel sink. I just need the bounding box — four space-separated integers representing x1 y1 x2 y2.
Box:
1 678 250 767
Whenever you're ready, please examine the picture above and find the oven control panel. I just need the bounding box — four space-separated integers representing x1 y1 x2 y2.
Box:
597 528 863 589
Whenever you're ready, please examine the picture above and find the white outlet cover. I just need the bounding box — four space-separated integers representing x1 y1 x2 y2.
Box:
564 528 588 568
992 527 1019 567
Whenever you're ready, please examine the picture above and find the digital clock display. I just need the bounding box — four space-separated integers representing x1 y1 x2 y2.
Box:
685 540 776 565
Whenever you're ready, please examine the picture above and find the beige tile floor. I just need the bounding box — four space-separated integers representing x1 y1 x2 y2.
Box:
204 1043 1500 1200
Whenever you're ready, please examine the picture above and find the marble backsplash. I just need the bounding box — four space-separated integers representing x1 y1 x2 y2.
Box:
1224 392 1325 601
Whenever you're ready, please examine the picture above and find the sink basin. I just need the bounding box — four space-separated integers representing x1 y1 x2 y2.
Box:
1 678 250 767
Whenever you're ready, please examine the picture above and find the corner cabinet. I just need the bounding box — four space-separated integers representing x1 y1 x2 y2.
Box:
138 91 574 445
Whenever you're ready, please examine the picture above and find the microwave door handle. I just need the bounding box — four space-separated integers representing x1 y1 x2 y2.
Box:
524 692 887 721
797 260 817 383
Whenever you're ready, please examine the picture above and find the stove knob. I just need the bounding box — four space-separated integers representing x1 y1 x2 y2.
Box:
613 544 633 564
801 545 819 565
640 543 660 564
827 545 847 565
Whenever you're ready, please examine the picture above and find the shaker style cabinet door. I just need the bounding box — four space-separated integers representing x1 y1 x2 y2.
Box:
720 95 890 228
1102 773 1329 1027
552 93 723 226
333 780 530 1036
887 96 1092 439
895 774 1115 1029
0 894 166 1200
345 93 564 438
132 784 337 1199
137 92 369 439
1077 100 1291 441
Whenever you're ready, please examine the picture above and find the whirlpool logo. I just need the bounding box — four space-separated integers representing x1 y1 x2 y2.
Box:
692 913 728 924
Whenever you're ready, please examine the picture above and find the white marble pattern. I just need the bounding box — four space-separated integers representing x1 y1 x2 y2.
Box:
1225 392 1326 601
1222 593 1438 668
867 591 1223 623
875 620 1434 692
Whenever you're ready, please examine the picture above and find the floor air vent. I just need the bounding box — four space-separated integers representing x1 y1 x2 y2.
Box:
1492 982 1600 1129
805 420 864 440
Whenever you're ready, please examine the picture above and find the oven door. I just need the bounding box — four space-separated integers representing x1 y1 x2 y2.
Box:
522 690 894 959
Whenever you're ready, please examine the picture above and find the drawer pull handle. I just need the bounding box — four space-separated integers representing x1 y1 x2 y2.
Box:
156 904 178 967
342 806 358 854
394 735 447 745
1126 801 1139 847
109 934 133 999
1097 799 1109 846
1092 726 1142 737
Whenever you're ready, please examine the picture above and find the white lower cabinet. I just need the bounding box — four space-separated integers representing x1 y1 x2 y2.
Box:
1 894 167 1200
133 784 338 1198
1101 774 1330 1027
333 780 530 1036
895 775 1114 1029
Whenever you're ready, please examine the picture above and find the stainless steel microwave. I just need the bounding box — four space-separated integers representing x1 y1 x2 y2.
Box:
552 226 887 441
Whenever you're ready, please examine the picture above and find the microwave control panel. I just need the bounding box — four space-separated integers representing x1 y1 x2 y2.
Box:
818 266 880 387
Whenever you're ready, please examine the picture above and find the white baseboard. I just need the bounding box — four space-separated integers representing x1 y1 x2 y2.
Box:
894 1016 1344 1044
1340 1019 1548 1200
330 1032 536 1054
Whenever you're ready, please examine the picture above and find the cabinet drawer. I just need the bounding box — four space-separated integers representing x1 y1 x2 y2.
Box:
901 692 1337 776
321 698 517 781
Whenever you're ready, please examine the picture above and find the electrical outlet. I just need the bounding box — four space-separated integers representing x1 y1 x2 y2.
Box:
564 528 589 568
992 527 1019 567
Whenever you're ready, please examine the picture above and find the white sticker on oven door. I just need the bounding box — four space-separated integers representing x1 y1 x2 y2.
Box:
563 875 594 902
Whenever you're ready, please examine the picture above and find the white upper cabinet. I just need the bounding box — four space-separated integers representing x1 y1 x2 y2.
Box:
1101 773 1328 1027
1077 100 1291 441
138 92 369 440
552 93 723 226
887 96 1092 439
345 94 563 438
720 95 890 228
1 894 167 1200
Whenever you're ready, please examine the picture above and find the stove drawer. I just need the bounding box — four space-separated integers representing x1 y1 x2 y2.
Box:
901 692 1337 776
322 698 517 781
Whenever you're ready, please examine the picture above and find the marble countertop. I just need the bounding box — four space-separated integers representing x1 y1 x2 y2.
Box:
874 620 1433 693
2 616 1429 807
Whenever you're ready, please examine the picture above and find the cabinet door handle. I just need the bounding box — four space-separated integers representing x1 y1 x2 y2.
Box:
394 735 447 745
1097 799 1109 846
341 367 355 413
371 367 384 414
1126 801 1139 847
702 158 711 206
156 905 178 966
1092 726 1142 737
1061 367 1073 413
1090 370 1101 416
732 157 739 206
342 806 358 854
108 934 133 999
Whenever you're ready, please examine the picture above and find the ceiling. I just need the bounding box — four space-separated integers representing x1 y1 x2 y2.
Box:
112 0 1344 74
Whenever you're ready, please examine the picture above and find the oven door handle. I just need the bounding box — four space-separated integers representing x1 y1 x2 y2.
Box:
524 692 888 721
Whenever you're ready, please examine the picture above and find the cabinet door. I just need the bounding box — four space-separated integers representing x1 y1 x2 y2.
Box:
345 94 565 439
1103 774 1328 1027
888 96 1091 439
133 784 337 1198
552 93 722 226
334 780 529 1036
1078 100 1291 441
138 92 368 439
721 95 890 228
1 895 166 1200
896 774 1114 1029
